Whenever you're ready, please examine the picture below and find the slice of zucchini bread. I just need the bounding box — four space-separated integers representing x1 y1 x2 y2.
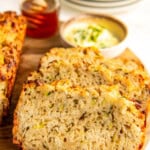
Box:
0 11 26 123
27 47 108 86
27 47 145 87
27 59 115 87
27 48 150 111
13 80 147 150
39 47 104 68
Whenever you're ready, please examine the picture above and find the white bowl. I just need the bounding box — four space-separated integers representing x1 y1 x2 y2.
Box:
60 14 128 58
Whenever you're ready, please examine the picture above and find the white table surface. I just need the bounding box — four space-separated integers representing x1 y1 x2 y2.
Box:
0 0 150 149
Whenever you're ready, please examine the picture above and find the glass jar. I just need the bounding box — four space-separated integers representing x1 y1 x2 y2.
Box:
20 0 60 38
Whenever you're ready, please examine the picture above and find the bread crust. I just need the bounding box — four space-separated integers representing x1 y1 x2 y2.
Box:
0 11 26 123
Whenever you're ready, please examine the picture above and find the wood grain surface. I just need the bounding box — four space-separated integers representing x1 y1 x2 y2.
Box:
0 33 149 149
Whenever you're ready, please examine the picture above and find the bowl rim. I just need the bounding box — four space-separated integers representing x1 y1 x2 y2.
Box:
60 13 128 51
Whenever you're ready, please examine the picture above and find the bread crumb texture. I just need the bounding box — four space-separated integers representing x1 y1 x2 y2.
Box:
13 47 150 150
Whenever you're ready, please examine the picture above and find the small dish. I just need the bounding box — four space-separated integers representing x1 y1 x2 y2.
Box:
62 0 142 15
67 0 141 8
60 14 128 58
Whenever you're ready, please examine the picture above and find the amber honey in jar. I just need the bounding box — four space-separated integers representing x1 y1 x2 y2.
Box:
21 0 60 38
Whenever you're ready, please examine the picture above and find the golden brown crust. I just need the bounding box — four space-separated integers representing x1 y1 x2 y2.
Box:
13 83 36 147
13 112 21 145
142 98 150 150
0 11 26 123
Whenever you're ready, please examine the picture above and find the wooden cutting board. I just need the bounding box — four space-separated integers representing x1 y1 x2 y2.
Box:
0 33 149 149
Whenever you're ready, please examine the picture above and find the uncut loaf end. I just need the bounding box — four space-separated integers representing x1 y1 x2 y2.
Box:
0 11 26 123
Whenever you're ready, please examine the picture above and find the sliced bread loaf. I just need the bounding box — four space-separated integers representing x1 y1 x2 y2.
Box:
13 47 150 150
13 80 147 150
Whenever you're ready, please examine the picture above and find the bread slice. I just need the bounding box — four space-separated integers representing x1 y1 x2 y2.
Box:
13 80 147 150
27 59 115 87
39 47 104 67
27 48 150 111
27 47 142 86
0 11 26 123
27 47 108 86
